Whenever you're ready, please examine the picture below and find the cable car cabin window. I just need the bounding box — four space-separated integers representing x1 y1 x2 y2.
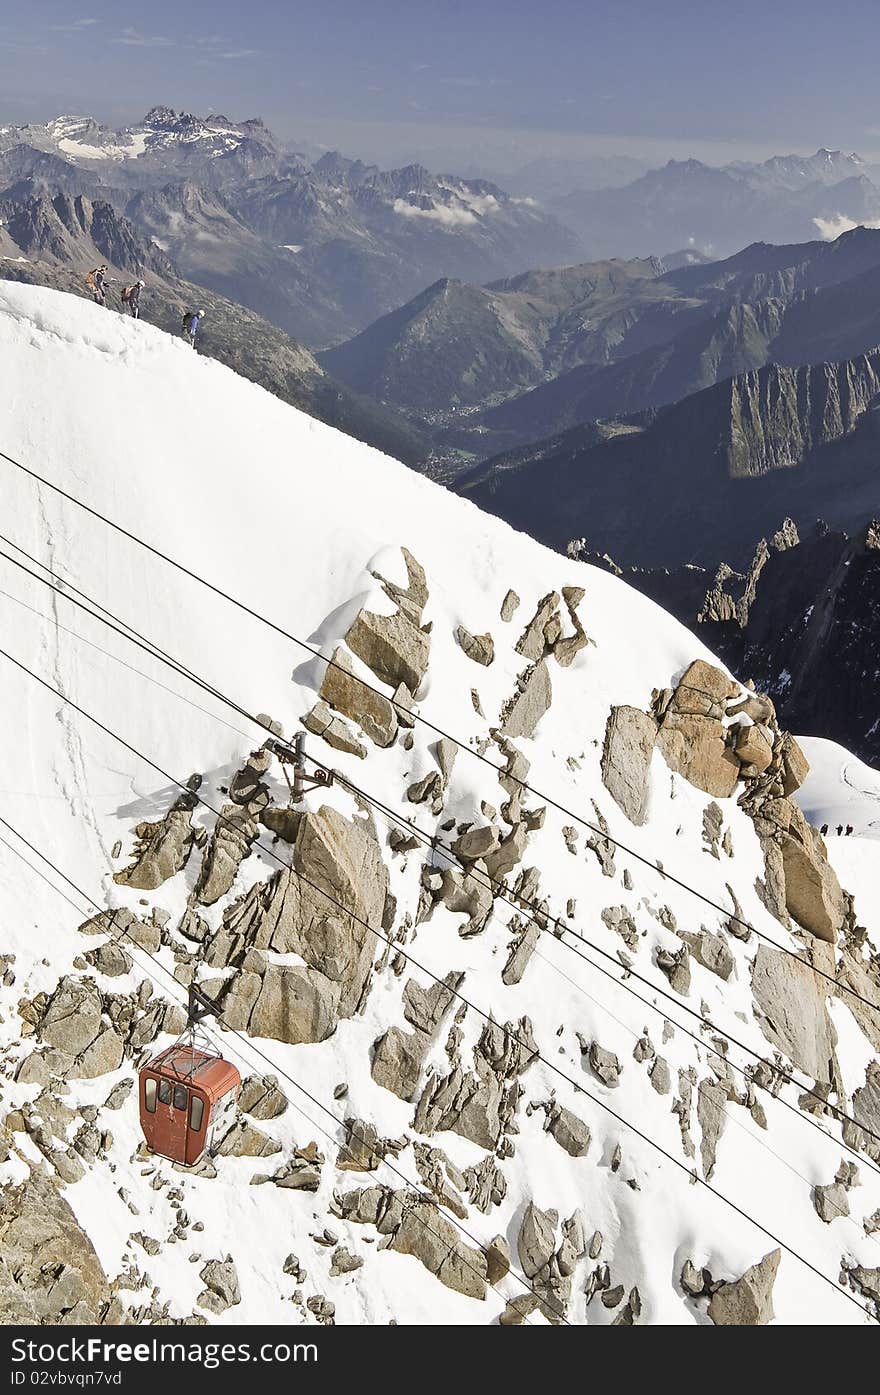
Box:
173 1085 188 1112
189 1095 204 1131
144 1078 157 1113
158 1079 172 1106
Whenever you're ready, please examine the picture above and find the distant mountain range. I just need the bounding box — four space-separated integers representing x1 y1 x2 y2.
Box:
578 517 880 766
0 109 580 348
0 190 430 466
320 226 880 457
458 351 880 568
550 149 880 259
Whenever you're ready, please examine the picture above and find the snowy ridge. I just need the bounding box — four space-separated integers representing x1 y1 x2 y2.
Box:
0 283 879 1326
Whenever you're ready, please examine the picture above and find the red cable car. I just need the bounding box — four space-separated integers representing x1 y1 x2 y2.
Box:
138 987 241 1166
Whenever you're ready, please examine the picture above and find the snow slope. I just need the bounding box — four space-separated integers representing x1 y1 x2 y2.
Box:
795 737 880 841
0 282 879 1326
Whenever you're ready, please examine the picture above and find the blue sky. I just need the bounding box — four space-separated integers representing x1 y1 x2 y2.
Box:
4 0 880 167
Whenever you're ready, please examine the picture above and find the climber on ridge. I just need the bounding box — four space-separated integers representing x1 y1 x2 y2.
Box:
121 279 145 319
86 265 110 306
182 308 206 349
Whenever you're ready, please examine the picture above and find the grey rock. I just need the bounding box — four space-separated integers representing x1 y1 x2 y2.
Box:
502 661 552 740
516 592 560 661
697 1079 727 1180
547 1106 591 1158
812 1181 850 1224
600 705 656 825
303 701 367 758
517 1202 557 1278
455 626 494 666
194 803 260 906
40 977 102 1058
113 781 201 891
500 589 520 622
346 604 430 696
751 944 836 1082
707 1249 780 1326
588 1041 621 1088
329 1247 363 1277
198 1257 240 1314
485 1235 511 1284
649 1056 671 1095
319 646 398 747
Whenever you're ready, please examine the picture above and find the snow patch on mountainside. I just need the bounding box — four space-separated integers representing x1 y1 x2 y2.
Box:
0 283 878 1327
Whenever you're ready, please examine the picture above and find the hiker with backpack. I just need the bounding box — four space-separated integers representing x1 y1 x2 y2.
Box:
86 265 111 306
182 308 206 349
121 279 145 319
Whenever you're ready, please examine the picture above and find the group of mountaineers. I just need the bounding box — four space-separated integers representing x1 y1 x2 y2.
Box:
85 264 206 347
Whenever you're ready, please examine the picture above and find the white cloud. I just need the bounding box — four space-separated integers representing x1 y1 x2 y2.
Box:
219 49 259 60
112 28 173 48
813 213 880 239
50 17 97 32
392 198 477 226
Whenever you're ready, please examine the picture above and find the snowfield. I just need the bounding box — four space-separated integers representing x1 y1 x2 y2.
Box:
0 282 879 1326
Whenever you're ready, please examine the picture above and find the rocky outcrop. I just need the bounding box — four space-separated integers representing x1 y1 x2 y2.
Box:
707 1249 780 1325
198 1257 241 1314
516 1204 587 1323
347 606 430 695
0 1168 125 1323
194 802 261 906
751 944 836 1081
33 976 126 1081
600 705 657 824
334 1186 487 1300
502 660 552 739
754 797 846 943
371 971 463 1101
303 700 367 758
454 626 494 666
414 1017 537 1148
218 804 386 1044
319 647 399 747
113 775 204 890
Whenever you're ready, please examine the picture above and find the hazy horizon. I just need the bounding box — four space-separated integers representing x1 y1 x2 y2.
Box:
5 0 880 175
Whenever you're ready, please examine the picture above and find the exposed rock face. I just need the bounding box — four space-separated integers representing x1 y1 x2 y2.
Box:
346 606 430 695
734 722 773 774
600 705 656 825
751 945 836 1081
680 927 734 981
778 825 845 944
500 589 520 622
414 1017 536 1148
851 1064 880 1161
0 1168 124 1323
342 548 431 701
198 1257 241 1314
334 1186 487 1300
113 777 202 890
34 975 125 1080
518 1202 557 1278
707 1249 780 1325
303 700 367 758
194 802 260 905
654 661 742 798
371 971 463 1102
319 647 399 747
755 797 846 943
219 804 386 1043
516 593 560 662
454 626 494 666
502 660 552 739
546 1104 591 1157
